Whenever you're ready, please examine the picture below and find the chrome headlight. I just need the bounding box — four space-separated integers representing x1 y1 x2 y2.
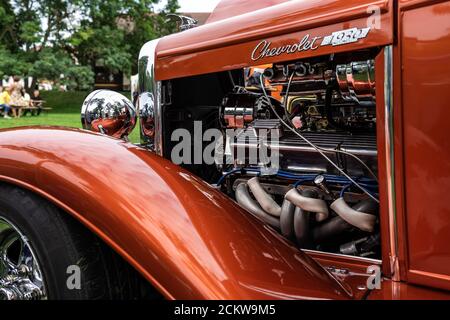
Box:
81 90 137 140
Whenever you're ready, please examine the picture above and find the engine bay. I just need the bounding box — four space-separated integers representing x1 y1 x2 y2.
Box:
161 49 381 260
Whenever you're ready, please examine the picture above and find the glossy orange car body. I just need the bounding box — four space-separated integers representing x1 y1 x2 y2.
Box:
1 0 450 299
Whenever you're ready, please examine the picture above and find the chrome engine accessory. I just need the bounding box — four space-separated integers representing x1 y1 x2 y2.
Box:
336 60 375 103
264 59 375 104
314 175 334 198
220 90 282 129
264 61 331 93
223 106 254 128
230 129 377 177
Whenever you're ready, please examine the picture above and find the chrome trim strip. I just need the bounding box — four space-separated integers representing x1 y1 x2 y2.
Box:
303 249 382 265
138 39 163 156
384 45 400 281
232 143 377 157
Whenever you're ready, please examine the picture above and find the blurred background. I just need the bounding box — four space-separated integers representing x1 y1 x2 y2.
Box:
0 0 220 141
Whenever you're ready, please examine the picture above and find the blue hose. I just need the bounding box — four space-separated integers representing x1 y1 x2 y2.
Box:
340 184 353 198
215 168 260 186
294 179 310 188
216 168 378 190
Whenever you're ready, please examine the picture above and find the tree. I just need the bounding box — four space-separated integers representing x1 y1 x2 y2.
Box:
1 0 79 87
0 0 180 89
28 48 94 90
0 0 17 52
70 0 180 75
0 46 30 78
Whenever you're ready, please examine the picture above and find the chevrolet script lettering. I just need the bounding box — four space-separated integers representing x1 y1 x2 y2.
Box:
251 27 371 61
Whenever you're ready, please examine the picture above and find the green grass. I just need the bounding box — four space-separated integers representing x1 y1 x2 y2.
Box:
0 91 141 143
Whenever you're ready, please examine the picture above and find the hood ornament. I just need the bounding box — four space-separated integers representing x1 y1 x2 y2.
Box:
166 14 198 32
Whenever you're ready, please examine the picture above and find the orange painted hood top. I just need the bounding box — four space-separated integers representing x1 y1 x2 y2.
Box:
154 0 392 80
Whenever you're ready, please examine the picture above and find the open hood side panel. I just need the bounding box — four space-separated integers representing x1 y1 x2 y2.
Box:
155 0 393 81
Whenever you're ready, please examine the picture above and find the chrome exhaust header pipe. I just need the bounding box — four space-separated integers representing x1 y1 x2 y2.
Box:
285 188 329 222
293 189 316 249
235 183 280 229
247 177 282 217
330 198 377 232
280 200 295 239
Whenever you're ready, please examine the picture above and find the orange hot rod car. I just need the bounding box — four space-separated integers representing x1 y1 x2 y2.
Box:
1 0 450 300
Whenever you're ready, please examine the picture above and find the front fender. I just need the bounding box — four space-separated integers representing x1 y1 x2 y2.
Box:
0 127 350 299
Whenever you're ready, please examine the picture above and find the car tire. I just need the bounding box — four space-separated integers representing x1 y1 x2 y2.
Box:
0 183 159 300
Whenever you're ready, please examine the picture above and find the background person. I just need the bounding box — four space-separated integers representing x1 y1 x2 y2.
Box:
23 89 43 116
9 76 27 118
22 88 31 105
0 86 13 119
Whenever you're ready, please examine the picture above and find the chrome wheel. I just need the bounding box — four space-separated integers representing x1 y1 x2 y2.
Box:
0 217 47 300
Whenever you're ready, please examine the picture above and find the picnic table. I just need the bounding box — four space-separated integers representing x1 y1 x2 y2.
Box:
10 100 52 117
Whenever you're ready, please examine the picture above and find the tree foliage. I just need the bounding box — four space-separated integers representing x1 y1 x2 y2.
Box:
0 0 179 89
